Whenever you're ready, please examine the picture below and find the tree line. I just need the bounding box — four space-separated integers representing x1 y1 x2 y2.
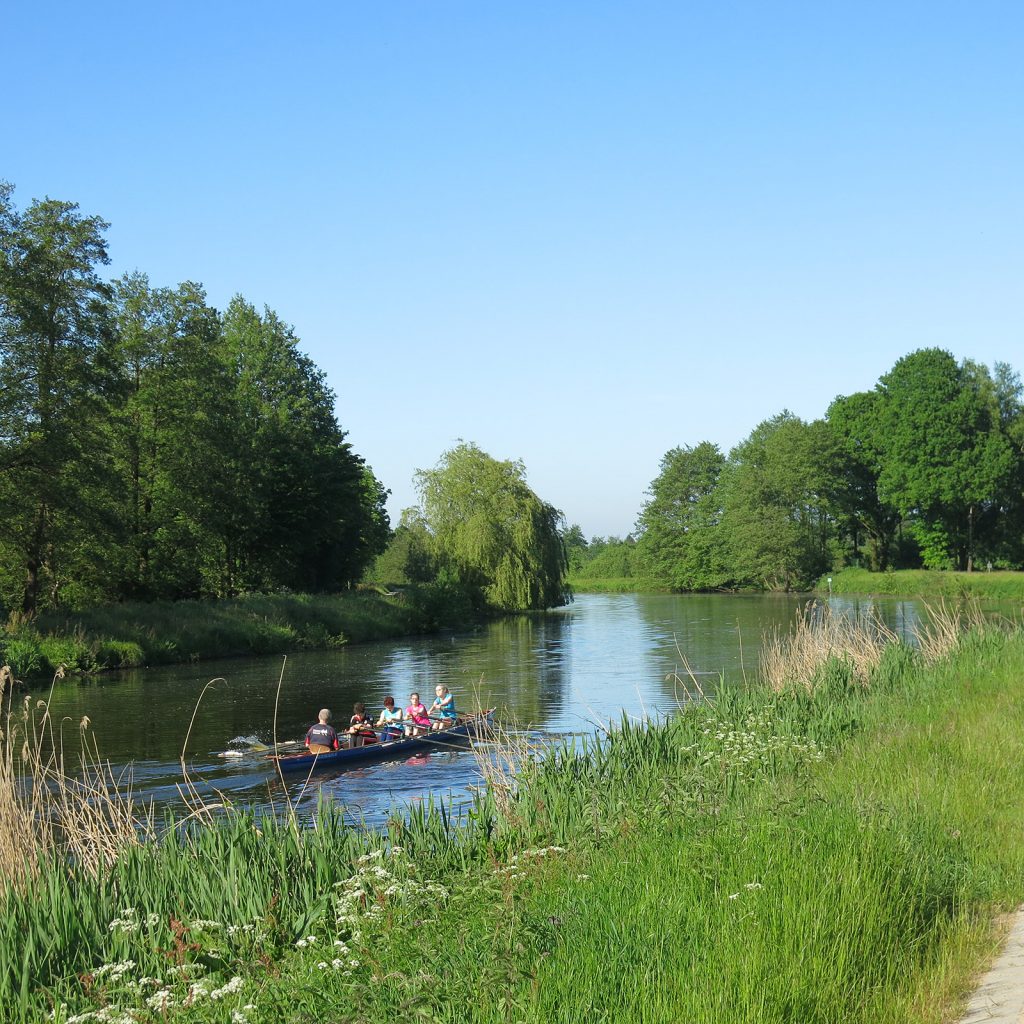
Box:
569 349 1024 590
0 183 390 614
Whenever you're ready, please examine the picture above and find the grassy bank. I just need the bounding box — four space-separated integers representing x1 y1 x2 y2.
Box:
4 611 1024 1022
566 575 644 593
821 566 1024 601
0 585 476 681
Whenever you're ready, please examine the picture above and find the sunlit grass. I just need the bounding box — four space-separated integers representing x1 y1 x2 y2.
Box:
4 615 1024 1022
823 567 1024 601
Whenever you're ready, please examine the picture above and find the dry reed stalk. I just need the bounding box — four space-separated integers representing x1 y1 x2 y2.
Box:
912 598 992 664
668 636 715 709
760 601 898 694
466 675 537 822
0 672 149 888
174 677 230 827
470 714 536 821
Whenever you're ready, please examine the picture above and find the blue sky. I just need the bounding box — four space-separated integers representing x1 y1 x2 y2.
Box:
6 2 1022 537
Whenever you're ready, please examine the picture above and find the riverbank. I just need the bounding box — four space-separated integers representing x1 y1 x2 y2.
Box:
1 585 479 681
4 609 1024 1022
565 574 645 592
820 567 1024 601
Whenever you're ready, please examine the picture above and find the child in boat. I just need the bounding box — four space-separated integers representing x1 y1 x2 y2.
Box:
305 708 340 753
405 692 431 736
375 696 404 742
430 685 457 730
347 703 378 747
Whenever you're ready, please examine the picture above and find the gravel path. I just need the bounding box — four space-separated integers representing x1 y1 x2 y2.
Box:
958 910 1024 1024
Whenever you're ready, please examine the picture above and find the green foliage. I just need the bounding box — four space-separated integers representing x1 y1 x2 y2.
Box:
0 183 116 614
0 184 389 612
561 523 589 573
825 390 901 570
635 442 728 589
567 535 637 581
363 509 436 586
415 443 569 612
876 349 1017 570
636 349 1024 591
718 413 835 590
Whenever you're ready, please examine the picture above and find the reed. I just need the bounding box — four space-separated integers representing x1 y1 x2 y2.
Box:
759 600 898 693
0 674 146 889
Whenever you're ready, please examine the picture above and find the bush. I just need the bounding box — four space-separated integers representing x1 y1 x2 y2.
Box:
91 640 145 670
1 636 42 678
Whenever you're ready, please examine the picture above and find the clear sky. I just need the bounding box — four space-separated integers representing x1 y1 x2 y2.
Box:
6 2 1022 538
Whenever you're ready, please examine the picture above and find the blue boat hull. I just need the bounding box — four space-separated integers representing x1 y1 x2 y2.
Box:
269 711 494 773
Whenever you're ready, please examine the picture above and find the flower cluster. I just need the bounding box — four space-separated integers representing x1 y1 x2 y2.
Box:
494 845 568 882
693 710 826 780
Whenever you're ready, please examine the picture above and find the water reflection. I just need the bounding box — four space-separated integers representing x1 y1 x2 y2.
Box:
33 592 942 824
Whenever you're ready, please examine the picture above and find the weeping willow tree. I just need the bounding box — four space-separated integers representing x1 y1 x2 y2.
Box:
415 443 569 612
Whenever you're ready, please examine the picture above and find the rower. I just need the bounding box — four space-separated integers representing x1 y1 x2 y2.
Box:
375 696 404 742
347 703 378 747
305 709 339 754
430 685 457 730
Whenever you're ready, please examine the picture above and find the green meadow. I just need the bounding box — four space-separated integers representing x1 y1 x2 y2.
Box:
3 608 1023 1022
821 567 1024 602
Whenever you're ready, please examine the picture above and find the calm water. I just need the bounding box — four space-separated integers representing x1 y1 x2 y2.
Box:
35 592 925 824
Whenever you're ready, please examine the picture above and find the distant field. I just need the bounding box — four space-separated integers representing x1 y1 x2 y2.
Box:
820 568 1024 601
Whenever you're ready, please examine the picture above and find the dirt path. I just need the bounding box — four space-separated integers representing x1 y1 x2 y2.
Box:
957 910 1024 1023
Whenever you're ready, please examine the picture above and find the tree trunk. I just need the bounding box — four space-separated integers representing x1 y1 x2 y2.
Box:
21 506 48 615
966 504 975 572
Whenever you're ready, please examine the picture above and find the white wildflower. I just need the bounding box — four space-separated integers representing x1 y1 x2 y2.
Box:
211 976 244 1000
146 989 175 1011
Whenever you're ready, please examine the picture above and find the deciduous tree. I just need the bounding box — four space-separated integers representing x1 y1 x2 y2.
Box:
415 443 568 611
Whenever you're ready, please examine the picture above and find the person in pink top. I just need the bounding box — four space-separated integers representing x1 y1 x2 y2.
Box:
404 692 431 736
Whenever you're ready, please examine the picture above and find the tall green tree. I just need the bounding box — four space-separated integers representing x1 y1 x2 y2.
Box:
561 524 589 574
719 413 836 590
209 297 386 594
107 273 226 599
415 443 568 611
0 185 116 612
635 442 728 590
365 507 437 586
876 349 1015 570
989 362 1024 566
825 391 900 570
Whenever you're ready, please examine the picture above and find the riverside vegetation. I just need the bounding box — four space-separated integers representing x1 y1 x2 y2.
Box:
820 567 1024 602
0 585 483 682
2 604 1024 1023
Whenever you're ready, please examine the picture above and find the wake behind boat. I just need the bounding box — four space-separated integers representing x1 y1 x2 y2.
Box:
267 709 495 773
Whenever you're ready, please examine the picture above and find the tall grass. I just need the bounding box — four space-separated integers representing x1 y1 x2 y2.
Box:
760 600 897 692
0 675 146 888
3 607 1024 1022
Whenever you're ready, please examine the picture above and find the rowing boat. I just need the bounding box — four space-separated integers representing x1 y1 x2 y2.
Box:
268 709 495 773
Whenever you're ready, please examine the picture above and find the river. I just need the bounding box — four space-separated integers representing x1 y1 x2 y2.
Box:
32 592 926 825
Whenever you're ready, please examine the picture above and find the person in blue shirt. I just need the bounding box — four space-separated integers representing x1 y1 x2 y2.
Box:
375 696 405 742
430 685 457 730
